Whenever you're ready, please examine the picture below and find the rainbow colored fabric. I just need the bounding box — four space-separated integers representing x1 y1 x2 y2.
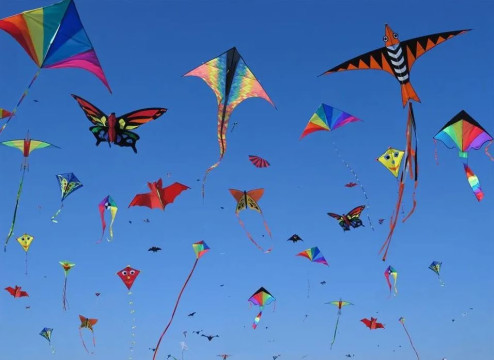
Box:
296 247 328 266
0 0 110 91
464 164 484 201
300 104 361 139
193 240 210 259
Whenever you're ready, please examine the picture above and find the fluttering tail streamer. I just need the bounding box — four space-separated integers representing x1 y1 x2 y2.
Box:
0 70 41 135
399 317 420 360
330 313 341 350
485 140 494 161
464 163 484 201
62 276 69 311
235 214 272 253
51 203 64 223
332 141 374 231
128 291 137 360
253 311 263 329
79 328 96 354
5 167 26 251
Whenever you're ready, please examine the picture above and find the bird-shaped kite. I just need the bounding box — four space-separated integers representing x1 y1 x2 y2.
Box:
17 233 34 275
328 206 365 231
384 266 398 296
0 0 111 134
72 94 166 153
60 261 75 311
51 173 83 222
129 179 189 210
249 287 275 329
434 110 493 201
5 285 29 298
153 241 210 360
326 299 353 349
98 195 117 243
79 315 98 353
1 133 58 250
287 234 303 243
201 334 219 341
148 246 162 253
361 317 384 330
229 189 272 252
184 47 275 198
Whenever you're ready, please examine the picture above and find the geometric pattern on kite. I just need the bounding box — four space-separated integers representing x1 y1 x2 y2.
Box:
248 155 270 168
327 205 365 231
300 103 361 139
229 189 264 214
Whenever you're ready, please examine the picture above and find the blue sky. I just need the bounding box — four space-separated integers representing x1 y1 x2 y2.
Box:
0 0 493 359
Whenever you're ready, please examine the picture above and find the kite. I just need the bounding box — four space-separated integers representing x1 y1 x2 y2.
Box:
0 0 111 134
378 147 404 177
378 219 385 224
384 266 398 296
321 24 469 106
326 299 353 349
296 247 328 266
1 133 58 250
51 173 83 222
153 241 210 360
434 110 493 201
59 261 75 310
248 155 270 168
40 327 55 353
98 195 117 243
79 315 97 353
129 180 189 210
217 355 231 359
287 234 303 243
248 287 275 329
327 206 365 231
187 312 196 317
117 266 140 358
399 317 420 360
184 47 275 197
345 182 357 188
229 189 272 252
5 285 29 298
361 317 385 330
148 246 162 253
301 104 373 229
201 334 219 341
429 261 445 286
72 94 166 153
17 233 34 275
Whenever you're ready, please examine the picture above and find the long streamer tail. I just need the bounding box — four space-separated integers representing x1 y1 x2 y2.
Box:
51 203 64 223
5 167 26 251
201 156 223 199
464 163 484 201
330 314 341 350
253 311 263 329
402 324 420 360
153 259 199 360
235 213 269 252
485 140 494 161
62 277 69 311
0 70 41 135
79 328 91 353
380 181 405 261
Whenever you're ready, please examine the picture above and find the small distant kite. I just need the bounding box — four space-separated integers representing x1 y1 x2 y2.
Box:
148 247 162 253
378 219 385 224
287 234 303 243
296 247 328 266
98 195 117 243
328 206 365 231
52 173 83 222
326 299 353 349
79 315 98 353
188 312 196 317
40 327 55 353
5 285 29 298
60 261 75 311
345 182 357 188
384 266 398 296
248 155 270 168
218 355 231 359
201 334 219 341
361 317 384 330
129 180 189 210
249 287 275 329
429 261 445 286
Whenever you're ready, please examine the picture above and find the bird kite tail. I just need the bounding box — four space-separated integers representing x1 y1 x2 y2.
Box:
235 213 266 252
330 313 341 350
253 311 262 329
0 69 41 136
485 140 494 161
401 83 420 107
5 168 26 252
51 202 64 223
380 181 405 261
201 155 224 199
464 163 484 201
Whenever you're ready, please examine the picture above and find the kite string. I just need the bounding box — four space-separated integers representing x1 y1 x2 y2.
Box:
330 313 340 350
331 141 374 231
5 166 26 251
128 291 136 360
153 258 199 360
401 323 420 360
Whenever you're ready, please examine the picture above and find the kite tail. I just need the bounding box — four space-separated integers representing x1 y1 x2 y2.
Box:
128 292 137 360
201 156 223 199
235 213 267 252
485 140 494 161
437 275 445 287
153 258 199 360
401 323 420 360
330 313 341 350
403 103 418 222
25 252 28 276
464 163 484 201
380 181 405 262
332 141 374 231
51 203 64 223
108 208 116 241
62 277 69 311
0 69 41 135
5 167 26 252
79 328 91 354
253 311 262 329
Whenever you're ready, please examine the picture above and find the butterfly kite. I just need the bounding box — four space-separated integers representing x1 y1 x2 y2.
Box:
98 195 117 243
1 133 58 250
117 266 140 357
326 299 353 349
229 189 272 252
40 327 55 353
249 155 270 168
399 317 420 360
51 173 83 222
60 261 75 310
17 233 34 275
184 47 275 197
434 110 493 201
384 265 398 296
79 315 98 353
153 241 209 360
361 317 384 330
249 287 275 329
296 247 328 266
0 0 111 134
429 261 445 286
327 206 365 231
72 94 166 153
5 285 29 298
129 179 189 210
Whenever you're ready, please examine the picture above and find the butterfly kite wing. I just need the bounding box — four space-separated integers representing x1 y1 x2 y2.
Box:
346 205 365 228
245 189 264 213
229 189 246 213
71 94 107 127
118 108 167 130
327 212 349 231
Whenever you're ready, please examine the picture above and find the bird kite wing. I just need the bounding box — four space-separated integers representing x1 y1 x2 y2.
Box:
322 47 394 77
129 180 189 210
159 182 190 207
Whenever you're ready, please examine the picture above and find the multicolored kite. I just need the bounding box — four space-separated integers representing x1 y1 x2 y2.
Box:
5 285 29 298
59 261 75 310
40 327 55 353
248 287 275 329
153 241 210 360
326 299 353 349
117 266 140 358
399 317 420 360
296 247 328 266
51 173 83 222
1 133 58 250
79 315 97 353
248 155 270 168
129 180 189 210
17 233 34 275
0 0 111 133
98 195 117 243
72 94 166 153
429 261 445 286
328 206 365 231
184 47 275 197
378 147 404 177
434 110 493 201
361 317 384 330
384 266 398 296
229 189 272 252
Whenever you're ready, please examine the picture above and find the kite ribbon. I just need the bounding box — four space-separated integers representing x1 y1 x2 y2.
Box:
253 311 262 329
51 203 64 223
5 167 26 251
464 163 484 201
235 213 272 253
330 313 341 350
79 328 96 354
0 69 41 135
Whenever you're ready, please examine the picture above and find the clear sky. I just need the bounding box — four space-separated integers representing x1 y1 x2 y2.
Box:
0 1 493 359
